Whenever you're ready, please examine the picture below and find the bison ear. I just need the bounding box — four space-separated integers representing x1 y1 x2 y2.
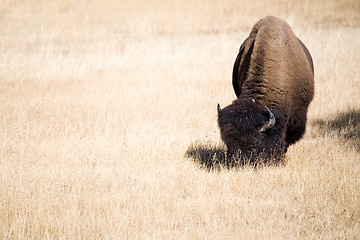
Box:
217 103 221 114
259 106 276 132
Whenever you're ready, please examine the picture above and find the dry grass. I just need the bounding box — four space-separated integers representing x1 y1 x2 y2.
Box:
1 0 360 239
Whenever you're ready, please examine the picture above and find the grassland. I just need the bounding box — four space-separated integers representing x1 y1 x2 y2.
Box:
1 0 360 239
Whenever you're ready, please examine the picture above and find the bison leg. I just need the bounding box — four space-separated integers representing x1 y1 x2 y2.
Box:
284 142 290 153
285 114 307 146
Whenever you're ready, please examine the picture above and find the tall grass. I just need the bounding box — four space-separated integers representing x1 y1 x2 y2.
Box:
1 0 359 239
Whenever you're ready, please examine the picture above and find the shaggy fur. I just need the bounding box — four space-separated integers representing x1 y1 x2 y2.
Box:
218 16 314 163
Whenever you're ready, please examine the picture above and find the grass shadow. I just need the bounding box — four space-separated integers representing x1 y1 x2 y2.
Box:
185 142 228 171
311 109 360 151
185 141 282 171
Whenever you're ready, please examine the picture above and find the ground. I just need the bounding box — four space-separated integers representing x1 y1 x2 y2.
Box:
1 0 360 239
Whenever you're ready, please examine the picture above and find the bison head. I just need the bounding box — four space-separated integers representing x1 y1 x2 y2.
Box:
217 99 282 163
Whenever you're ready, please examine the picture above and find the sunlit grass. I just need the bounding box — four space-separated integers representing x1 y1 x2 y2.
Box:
1 0 359 239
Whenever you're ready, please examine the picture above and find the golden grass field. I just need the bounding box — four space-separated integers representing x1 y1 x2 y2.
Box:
1 0 360 239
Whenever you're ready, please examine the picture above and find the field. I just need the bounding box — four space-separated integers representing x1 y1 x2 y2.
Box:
1 0 360 239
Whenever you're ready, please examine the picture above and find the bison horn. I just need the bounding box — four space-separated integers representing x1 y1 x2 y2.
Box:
217 103 221 114
259 106 276 132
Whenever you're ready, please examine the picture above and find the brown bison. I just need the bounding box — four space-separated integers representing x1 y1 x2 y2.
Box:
217 16 314 164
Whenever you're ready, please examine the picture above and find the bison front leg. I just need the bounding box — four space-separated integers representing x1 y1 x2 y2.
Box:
285 113 308 146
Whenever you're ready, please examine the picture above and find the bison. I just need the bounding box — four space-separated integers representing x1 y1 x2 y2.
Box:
217 16 314 164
